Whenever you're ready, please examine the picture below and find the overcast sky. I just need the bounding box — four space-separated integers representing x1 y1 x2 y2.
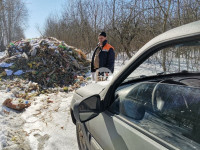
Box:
24 0 66 39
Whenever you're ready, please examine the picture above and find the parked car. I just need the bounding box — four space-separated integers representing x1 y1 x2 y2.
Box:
70 20 200 150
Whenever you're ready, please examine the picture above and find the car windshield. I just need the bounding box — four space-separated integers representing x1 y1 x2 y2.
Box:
126 40 200 80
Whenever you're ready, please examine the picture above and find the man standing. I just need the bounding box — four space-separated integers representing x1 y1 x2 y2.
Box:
91 32 115 81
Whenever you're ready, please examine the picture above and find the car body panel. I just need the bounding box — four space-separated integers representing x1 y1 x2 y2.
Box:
70 83 105 111
75 83 105 98
108 20 200 88
71 20 200 150
101 20 200 108
87 111 173 150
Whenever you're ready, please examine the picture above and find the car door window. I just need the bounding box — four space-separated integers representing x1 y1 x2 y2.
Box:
109 41 200 150
126 41 200 79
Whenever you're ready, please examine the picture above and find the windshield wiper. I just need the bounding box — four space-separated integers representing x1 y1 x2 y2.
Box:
157 72 165 75
157 70 190 76
123 75 147 83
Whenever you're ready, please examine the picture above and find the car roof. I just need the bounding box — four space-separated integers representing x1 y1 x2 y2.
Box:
109 21 200 87
138 20 200 55
118 20 200 71
102 20 200 108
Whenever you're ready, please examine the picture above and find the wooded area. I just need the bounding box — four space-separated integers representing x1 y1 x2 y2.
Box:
0 0 28 51
0 0 200 58
43 0 200 58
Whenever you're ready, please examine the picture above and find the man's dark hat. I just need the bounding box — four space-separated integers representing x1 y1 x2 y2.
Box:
99 31 106 37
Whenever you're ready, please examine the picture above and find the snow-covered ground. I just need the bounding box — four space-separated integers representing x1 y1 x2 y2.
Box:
0 49 129 150
0 52 6 59
0 51 165 150
0 90 78 150
0 91 31 150
0 49 158 150
21 92 78 150
1 47 198 149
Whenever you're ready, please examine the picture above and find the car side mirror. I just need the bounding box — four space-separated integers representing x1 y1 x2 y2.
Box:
73 94 102 123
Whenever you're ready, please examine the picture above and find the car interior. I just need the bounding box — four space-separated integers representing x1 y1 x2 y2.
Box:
108 75 200 149
108 41 200 149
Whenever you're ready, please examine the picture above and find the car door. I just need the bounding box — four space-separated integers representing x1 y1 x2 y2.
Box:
87 110 171 150
86 39 200 150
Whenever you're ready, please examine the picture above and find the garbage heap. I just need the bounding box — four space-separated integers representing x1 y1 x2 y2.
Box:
0 37 90 87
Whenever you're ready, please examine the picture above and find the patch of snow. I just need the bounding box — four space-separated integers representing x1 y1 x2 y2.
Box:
0 91 31 149
0 59 129 149
21 92 78 150
0 52 6 59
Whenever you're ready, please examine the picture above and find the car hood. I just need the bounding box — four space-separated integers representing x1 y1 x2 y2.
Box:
75 83 105 98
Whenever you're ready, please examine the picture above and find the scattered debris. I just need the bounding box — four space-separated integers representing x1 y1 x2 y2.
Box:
0 73 90 111
3 98 31 111
0 37 92 150
0 37 90 87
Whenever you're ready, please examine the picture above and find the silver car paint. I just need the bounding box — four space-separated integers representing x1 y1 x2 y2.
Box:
71 20 200 150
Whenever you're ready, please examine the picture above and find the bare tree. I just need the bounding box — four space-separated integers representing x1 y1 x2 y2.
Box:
0 0 28 51
42 0 200 61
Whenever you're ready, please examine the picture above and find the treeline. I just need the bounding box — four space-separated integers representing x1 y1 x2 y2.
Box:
43 0 200 58
0 0 28 51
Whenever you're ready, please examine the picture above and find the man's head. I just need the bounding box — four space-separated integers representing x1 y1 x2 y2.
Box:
98 32 107 45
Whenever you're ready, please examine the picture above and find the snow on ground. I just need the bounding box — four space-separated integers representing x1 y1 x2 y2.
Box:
0 59 130 150
0 53 166 150
0 48 197 149
0 89 78 150
0 90 31 150
0 52 6 59
21 92 78 150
